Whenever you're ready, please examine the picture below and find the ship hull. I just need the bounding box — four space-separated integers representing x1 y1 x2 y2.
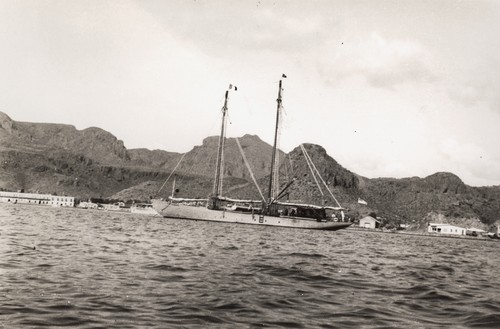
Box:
152 199 351 231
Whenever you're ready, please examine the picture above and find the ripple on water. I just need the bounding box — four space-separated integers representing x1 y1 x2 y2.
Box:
0 204 499 328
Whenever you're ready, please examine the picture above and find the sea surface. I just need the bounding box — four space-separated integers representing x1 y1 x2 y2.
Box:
1 203 499 328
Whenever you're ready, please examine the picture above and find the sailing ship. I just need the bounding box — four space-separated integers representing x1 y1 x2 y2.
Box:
152 78 352 231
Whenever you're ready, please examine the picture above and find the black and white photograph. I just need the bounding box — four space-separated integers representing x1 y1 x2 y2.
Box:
1 0 499 328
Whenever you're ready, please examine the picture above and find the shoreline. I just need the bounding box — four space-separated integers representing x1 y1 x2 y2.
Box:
1 202 498 240
346 226 498 241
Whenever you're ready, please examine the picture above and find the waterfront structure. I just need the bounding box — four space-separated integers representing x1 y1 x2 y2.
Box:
0 191 74 207
359 216 380 229
103 204 121 211
131 203 158 216
466 227 486 236
486 225 500 239
428 223 466 236
78 201 99 209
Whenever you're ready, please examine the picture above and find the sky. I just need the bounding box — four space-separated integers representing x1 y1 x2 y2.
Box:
1 0 499 187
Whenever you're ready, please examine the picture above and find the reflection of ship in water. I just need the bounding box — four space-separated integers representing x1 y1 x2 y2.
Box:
153 77 352 231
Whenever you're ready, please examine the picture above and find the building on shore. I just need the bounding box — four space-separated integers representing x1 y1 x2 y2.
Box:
359 216 380 229
78 201 100 209
78 201 128 211
466 227 487 236
0 191 74 207
428 223 466 236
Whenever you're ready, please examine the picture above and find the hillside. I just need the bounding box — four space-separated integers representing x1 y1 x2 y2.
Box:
1 112 129 164
0 112 280 200
1 111 499 230
128 148 183 169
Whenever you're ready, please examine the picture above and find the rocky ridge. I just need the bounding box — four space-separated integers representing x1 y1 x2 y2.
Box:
1 111 499 230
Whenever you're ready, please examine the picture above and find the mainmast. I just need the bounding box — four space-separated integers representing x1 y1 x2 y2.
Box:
213 90 229 197
268 79 283 202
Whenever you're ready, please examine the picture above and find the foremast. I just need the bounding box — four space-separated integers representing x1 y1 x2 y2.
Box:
209 87 232 210
213 90 229 197
268 79 283 203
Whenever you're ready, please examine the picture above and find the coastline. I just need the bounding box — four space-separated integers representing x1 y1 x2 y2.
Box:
1 202 497 240
347 226 498 241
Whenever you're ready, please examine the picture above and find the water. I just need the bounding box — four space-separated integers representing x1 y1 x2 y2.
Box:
1 203 499 328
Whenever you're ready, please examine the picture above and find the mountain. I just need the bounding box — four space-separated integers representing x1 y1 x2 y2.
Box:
128 148 182 169
1 111 167 197
0 112 279 200
116 134 282 201
178 134 281 179
1 111 499 230
0 112 129 164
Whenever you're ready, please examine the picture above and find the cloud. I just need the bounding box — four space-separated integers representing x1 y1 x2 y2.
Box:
0 0 230 151
140 1 330 58
319 32 435 89
439 138 500 186
446 60 500 113
1 0 499 187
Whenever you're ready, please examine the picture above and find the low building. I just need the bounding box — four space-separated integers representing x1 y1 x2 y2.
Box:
466 227 486 236
0 191 74 207
78 201 99 209
487 225 500 239
51 195 74 207
428 223 466 236
359 216 380 229
103 204 121 211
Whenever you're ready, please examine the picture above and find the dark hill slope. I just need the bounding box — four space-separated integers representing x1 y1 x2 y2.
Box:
1 111 165 198
128 148 183 169
227 143 361 209
280 143 359 205
1 111 129 164
362 172 500 227
175 134 282 179
0 112 278 200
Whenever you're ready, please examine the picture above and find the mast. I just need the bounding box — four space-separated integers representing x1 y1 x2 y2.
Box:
268 79 283 202
213 90 229 196
171 176 177 198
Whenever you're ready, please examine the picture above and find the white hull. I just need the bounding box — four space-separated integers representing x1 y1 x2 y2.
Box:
152 199 351 231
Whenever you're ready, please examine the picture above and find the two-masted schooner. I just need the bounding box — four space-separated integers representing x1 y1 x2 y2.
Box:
152 78 352 231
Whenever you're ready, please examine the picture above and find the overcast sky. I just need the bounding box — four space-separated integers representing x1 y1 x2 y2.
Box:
1 0 499 186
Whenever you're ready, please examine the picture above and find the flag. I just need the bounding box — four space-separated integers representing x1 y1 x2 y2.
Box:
282 74 287 78
358 198 368 205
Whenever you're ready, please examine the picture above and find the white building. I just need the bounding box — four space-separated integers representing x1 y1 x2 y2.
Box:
50 195 74 207
359 216 380 229
0 191 74 207
78 201 99 209
103 204 121 211
428 223 466 236
466 227 486 236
